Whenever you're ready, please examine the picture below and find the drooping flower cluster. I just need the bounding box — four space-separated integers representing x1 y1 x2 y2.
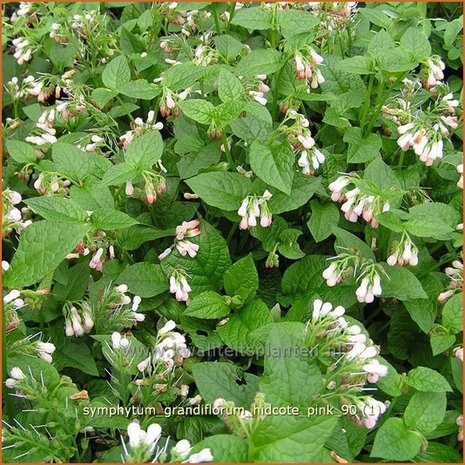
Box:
159 219 201 260
457 164 463 189
119 111 164 149
5 367 26 390
157 86 190 118
322 251 385 303
387 233 419 267
12 37 33 65
304 299 388 429
237 191 273 230
421 56 446 90
383 76 460 166
437 259 463 304
125 168 167 205
10 2 34 23
2 189 31 236
63 303 95 337
246 74 270 106
169 269 192 302
122 421 213 463
329 175 390 228
25 109 58 146
280 110 325 175
308 2 357 33
3 288 25 332
294 48 325 91
66 230 115 272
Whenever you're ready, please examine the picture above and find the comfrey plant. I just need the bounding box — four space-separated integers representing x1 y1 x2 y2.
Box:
2 2 463 463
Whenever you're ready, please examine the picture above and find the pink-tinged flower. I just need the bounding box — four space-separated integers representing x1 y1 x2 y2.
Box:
453 347 463 362
89 248 104 271
169 274 191 302
176 240 199 258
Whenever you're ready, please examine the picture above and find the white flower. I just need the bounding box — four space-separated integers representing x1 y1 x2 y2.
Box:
10 367 25 380
172 439 192 460
187 448 214 463
159 320 176 335
4 289 21 303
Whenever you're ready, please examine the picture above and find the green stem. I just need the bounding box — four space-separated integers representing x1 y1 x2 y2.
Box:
365 79 396 136
212 3 222 36
116 95 135 123
359 74 374 130
222 134 234 168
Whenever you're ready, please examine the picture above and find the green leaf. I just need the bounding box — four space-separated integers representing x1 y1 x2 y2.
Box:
102 163 137 186
430 334 455 356
260 324 323 409
442 292 463 334
413 442 463 463
307 201 339 242
406 366 452 392
371 418 423 461
54 341 99 376
269 174 322 214
277 228 305 260
162 62 205 91
343 127 382 163
380 264 428 300
102 55 131 90
116 225 173 251
217 300 273 354
230 6 272 30
54 261 90 302
443 17 463 47
3 221 89 288
186 172 251 211
52 143 105 181
92 88 117 107
178 99 214 125
125 131 164 168
217 69 244 102
191 362 259 408
400 27 432 59
5 140 37 164
118 79 160 100
224 254 259 300
281 255 327 298
25 197 87 223
70 178 115 210
214 35 243 61
406 203 460 239
90 209 138 230
376 47 418 73
211 100 246 128
162 221 231 296
249 415 338 462
276 9 319 38
236 49 282 77
249 141 294 195
184 291 230 319
404 391 447 435
190 435 248 462
337 56 374 75
116 262 169 298
364 156 400 189
334 227 376 260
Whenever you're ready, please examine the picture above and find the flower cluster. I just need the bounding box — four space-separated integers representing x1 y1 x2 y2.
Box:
66 231 115 272
387 233 419 267
294 48 325 90
383 77 460 166
329 175 390 227
169 269 192 302
437 259 463 304
2 189 31 236
237 191 273 230
5 367 26 390
308 2 357 33
159 219 201 260
12 37 33 65
10 2 34 23
33 172 71 196
25 109 58 146
421 56 446 89
322 252 384 303
119 111 164 149
158 87 190 118
63 303 94 337
246 74 270 106
304 299 388 429
122 421 213 463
